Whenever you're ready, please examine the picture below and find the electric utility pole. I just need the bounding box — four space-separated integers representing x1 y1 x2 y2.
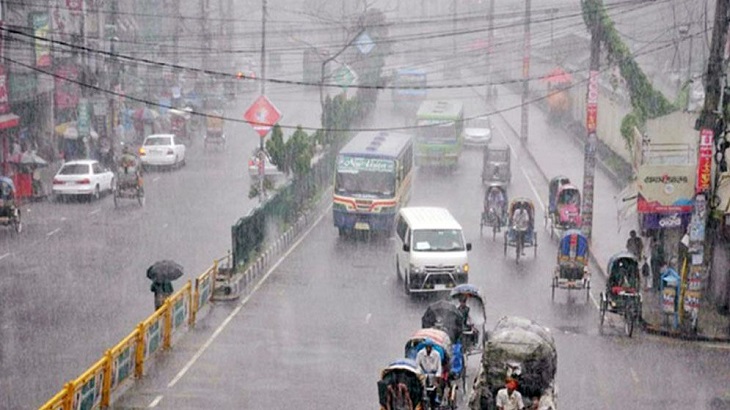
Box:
486 0 495 99
520 0 531 142
685 0 730 331
581 1 601 241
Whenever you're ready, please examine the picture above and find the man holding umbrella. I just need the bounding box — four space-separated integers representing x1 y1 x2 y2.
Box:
147 260 184 310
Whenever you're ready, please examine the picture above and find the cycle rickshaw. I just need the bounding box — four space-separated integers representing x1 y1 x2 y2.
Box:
449 284 486 356
481 143 511 185
113 153 145 207
480 182 508 240
378 358 426 410
545 176 581 238
404 328 460 409
551 229 591 301
0 176 21 233
504 198 537 263
599 252 642 337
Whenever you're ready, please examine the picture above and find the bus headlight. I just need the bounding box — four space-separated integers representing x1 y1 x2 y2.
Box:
410 264 423 274
462 263 469 273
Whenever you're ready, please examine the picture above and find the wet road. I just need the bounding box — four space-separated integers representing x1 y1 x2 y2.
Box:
0 82 320 409
115 76 730 409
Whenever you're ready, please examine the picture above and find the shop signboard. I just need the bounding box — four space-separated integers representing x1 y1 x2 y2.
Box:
636 164 695 214
77 98 90 137
29 12 51 67
55 64 80 109
696 128 713 193
0 65 9 114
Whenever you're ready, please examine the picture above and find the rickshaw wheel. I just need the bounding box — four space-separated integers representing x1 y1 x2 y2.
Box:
624 309 635 337
492 223 498 241
503 234 508 256
138 188 145 207
533 232 538 256
479 215 484 237
551 277 557 301
13 210 21 234
113 189 119 208
599 295 607 332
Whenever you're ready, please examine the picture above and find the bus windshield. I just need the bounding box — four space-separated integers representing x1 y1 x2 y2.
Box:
335 156 396 197
417 120 456 143
412 229 465 251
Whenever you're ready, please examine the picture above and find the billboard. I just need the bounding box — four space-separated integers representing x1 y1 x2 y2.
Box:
636 164 695 214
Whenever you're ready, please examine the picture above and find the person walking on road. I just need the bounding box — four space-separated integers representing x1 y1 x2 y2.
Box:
151 280 174 310
626 230 644 260
650 238 666 292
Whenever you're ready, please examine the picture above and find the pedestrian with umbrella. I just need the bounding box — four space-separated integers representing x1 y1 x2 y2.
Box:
147 260 184 310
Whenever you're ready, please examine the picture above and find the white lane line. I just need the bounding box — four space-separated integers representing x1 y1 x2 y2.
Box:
60 217 67 221
153 177 161 182
46 228 61 237
629 367 639 384
495 126 546 212
89 208 101 215
148 395 163 407
365 313 372 324
167 207 330 388
382 276 390 285
0 253 10 261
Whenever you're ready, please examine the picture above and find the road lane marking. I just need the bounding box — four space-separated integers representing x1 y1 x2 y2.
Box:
153 177 160 182
629 367 639 383
0 253 10 261
46 228 61 237
365 313 372 324
167 206 331 388
148 395 163 407
89 208 101 215
494 125 545 212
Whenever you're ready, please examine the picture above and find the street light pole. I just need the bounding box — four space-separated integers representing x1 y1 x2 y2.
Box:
258 0 268 203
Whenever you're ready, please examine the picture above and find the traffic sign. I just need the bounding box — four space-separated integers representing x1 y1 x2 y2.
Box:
333 65 357 90
355 31 375 54
243 95 282 137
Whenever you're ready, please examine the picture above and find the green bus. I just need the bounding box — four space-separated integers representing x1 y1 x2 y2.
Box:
415 100 465 168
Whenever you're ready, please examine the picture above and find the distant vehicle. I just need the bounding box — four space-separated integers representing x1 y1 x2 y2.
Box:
391 68 428 115
248 149 283 180
463 116 492 147
415 100 465 169
52 160 115 201
139 134 186 169
333 131 414 237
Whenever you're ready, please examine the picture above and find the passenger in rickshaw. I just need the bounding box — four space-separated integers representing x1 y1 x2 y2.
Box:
118 146 142 185
608 259 636 296
512 204 531 255
457 296 479 347
486 185 507 227
416 340 443 404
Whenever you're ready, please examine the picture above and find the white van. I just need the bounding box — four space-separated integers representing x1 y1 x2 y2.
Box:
394 207 472 295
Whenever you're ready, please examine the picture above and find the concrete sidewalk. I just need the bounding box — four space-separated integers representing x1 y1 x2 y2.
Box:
489 83 730 342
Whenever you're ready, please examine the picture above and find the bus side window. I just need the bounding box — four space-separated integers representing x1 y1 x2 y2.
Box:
396 216 408 241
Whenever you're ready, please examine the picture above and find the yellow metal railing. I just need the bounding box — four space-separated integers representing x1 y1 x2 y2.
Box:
37 258 224 410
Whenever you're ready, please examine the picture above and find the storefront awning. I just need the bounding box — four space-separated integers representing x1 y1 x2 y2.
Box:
0 113 20 130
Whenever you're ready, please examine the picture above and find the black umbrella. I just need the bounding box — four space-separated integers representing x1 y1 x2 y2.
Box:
146 260 184 282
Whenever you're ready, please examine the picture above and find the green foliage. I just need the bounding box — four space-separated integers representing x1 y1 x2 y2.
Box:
287 126 314 178
582 0 677 150
266 124 287 173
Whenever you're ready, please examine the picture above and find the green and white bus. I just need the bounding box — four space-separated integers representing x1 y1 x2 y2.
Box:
415 100 464 168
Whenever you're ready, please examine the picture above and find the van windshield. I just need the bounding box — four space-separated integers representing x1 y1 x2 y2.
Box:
412 229 465 251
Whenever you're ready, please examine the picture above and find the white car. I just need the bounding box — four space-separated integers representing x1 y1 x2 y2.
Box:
139 134 186 168
464 116 493 147
52 160 115 201
248 150 283 179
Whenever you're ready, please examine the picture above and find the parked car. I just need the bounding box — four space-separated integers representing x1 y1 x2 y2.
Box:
52 160 115 201
139 134 186 169
464 116 492 147
248 149 283 180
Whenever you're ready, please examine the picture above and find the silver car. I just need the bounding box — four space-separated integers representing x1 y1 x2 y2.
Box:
464 116 492 147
